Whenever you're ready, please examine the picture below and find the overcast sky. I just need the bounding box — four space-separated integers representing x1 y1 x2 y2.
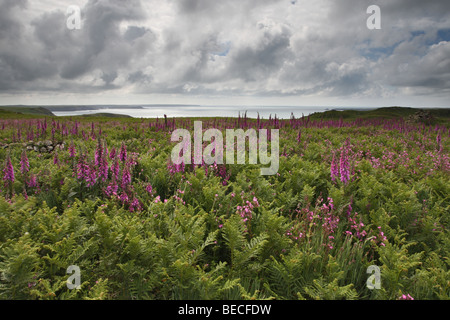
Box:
0 0 449 108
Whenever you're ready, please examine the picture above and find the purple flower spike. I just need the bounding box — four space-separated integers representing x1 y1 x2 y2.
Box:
120 142 127 162
3 155 15 184
20 151 30 175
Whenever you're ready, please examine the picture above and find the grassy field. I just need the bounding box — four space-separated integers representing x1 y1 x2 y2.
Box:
0 106 55 117
0 107 448 300
309 107 450 125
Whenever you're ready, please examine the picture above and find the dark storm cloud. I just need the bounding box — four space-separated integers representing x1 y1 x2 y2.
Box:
377 39 450 92
227 21 293 82
0 0 449 103
177 0 284 15
58 0 151 80
325 0 450 97
128 71 152 84
0 0 154 91
381 0 450 21
83 0 145 55
124 26 149 42
0 0 27 39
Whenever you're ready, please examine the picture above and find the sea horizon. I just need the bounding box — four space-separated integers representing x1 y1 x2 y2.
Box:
2 104 448 119
2 104 385 119
50 105 379 119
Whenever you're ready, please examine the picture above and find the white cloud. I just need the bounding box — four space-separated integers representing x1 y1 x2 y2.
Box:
0 0 449 107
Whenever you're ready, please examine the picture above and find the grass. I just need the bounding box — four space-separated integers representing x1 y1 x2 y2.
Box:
79 113 133 119
0 106 55 117
309 107 450 126
1 105 449 125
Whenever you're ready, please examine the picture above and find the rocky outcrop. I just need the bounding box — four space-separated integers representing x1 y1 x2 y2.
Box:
1 140 65 153
406 110 434 124
26 140 65 153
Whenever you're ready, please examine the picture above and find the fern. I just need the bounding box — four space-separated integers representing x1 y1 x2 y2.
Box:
376 238 425 299
303 278 358 300
222 215 268 276
0 235 41 299
265 248 321 300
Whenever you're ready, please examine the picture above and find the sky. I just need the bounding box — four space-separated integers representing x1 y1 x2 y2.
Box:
0 0 449 108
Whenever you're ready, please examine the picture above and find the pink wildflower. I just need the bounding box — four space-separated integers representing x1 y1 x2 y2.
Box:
119 142 127 162
109 147 116 159
121 166 132 188
331 152 339 182
20 150 30 175
3 155 15 184
340 148 350 184
69 142 76 158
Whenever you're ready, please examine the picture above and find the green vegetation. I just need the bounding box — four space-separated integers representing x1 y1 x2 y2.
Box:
0 106 55 117
0 107 448 300
310 107 450 126
80 113 133 118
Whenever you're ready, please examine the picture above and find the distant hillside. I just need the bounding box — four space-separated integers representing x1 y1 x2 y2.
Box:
0 106 55 117
79 113 133 118
0 105 448 126
309 107 450 125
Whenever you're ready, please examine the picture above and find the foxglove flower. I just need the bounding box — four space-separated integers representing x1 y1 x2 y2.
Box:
119 192 129 204
109 147 116 159
20 150 30 175
436 133 442 152
119 143 127 162
330 152 338 182
53 152 59 166
27 174 38 188
105 181 118 197
339 149 350 184
69 142 76 158
111 158 120 178
76 155 90 180
3 156 15 184
99 158 109 182
95 140 103 167
86 166 97 187
121 165 131 188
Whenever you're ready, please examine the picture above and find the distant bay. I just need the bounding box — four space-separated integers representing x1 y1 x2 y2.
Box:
48 105 370 119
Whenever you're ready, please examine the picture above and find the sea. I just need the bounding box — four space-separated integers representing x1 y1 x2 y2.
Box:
48 105 370 119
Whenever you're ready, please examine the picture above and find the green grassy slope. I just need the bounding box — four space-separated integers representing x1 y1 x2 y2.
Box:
0 106 55 117
309 107 450 126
